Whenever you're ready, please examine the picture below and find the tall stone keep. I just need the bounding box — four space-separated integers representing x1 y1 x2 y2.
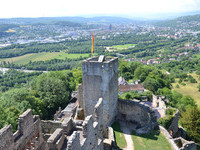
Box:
82 56 118 128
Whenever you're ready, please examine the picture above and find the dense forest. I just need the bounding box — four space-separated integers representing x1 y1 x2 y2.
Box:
0 69 82 131
0 69 42 92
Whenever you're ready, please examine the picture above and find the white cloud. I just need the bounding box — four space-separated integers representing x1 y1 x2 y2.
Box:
0 0 200 18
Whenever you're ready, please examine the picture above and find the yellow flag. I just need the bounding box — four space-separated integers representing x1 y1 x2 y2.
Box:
91 32 94 54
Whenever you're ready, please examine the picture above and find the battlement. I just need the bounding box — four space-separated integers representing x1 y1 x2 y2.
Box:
82 56 118 76
83 56 117 63
0 109 46 150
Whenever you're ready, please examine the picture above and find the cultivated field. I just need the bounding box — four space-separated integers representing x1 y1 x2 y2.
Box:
172 74 200 107
5 29 16 32
0 52 90 65
112 44 136 51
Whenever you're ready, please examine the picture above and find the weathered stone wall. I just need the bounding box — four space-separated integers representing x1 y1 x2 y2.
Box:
104 127 115 150
152 95 167 118
66 98 104 150
0 109 47 150
160 126 196 150
66 132 81 150
41 120 62 134
168 110 179 138
54 107 62 121
77 84 84 108
159 126 179 150
47 128 65 150
61 117 74 135
152 95 166 108
94 98 103 138
117 99 158 133
82 57 118 130
0 125 14 150
174 137 196 150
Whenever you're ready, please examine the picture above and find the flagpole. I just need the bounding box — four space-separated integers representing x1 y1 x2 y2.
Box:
91 32 94 55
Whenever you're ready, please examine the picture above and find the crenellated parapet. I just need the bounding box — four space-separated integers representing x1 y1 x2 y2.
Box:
0 125 14 150
0 109 47 150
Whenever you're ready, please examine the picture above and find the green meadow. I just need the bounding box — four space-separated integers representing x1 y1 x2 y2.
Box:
172 73 200 107
0 52 90 65
112 44 137 50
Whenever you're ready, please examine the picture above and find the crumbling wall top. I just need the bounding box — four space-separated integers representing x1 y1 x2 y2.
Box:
0 125 14 150
83 56 118 64
18 109 34 135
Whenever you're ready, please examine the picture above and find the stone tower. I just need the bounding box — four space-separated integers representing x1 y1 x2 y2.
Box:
82 56 118 128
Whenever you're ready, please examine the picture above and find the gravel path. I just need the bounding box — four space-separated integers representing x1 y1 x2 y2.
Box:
120 122 134 150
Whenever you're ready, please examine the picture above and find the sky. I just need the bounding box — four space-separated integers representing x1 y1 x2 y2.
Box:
1 0 200 19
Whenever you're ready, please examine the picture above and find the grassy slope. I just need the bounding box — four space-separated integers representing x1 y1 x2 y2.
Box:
131 130 172 150
172 74 200 106
50 52 89 60
112 122 127 148
0 52 90 65
112 44 136 51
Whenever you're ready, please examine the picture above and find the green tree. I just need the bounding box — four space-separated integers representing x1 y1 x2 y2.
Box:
0 105 7 129
33 76 70 119
32 71 75 119
177 96 197 112
5 106 21 131
180 106 200 143
0 88 34 112
72 68 82 88
143 77 159 93
198 84 200 92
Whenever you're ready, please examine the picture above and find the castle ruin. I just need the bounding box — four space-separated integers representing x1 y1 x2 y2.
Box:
0 56 158 150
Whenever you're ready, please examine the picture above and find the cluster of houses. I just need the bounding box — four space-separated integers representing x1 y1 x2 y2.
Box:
124 58 161 65
124 44 196 65
118 77 144 94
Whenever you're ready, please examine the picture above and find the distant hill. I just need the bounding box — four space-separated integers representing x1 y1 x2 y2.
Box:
0 16 136 25
154 14 200 28
84 16 135 23
176 14 200 22
54 21 82 27
0 24 19 32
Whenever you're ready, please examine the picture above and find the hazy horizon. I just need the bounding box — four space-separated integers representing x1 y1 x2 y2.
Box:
1 0 200 20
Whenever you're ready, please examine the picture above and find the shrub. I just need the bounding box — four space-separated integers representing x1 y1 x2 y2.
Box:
178 79 182 84
175 84 180 88
180 106 200 143
198 84 200 92
181 82 186 86
158 115 173 129
166 108 176 115
196 71 200 75
188 76 197 83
